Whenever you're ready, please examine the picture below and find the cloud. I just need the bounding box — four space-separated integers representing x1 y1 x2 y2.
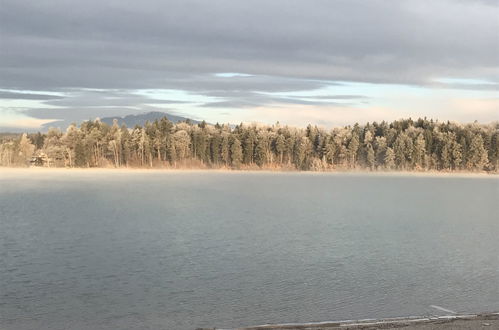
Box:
21 105 176 129
1 0 497 90
0 116 59 130
447 97 499 122
229 103 404 128
43 89 191 107
0 90 64 100
290 95 370 100
214 73 254 78
220 96 499 129
0 0 498 129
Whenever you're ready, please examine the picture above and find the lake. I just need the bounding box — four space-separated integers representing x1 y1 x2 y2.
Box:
1 170 498 329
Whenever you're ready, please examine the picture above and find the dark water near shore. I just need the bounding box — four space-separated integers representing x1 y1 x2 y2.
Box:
1 171 498 330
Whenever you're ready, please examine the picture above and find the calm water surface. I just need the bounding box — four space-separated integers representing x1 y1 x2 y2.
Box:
1 170 498 329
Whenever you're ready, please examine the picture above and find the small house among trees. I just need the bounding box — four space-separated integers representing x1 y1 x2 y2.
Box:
29 152 50 167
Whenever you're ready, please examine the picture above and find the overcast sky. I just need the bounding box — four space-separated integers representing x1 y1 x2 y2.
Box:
0 0 498 131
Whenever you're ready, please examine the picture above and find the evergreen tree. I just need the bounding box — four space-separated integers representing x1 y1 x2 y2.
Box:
467 134 488 170
230 137 243 167
413 134 426 170
18 133 35 165
1 115 496 172
366 144 375 170
243 129 256 164
384 147 395 170
275 134 286 164
220 133 230 166
347 134 359 168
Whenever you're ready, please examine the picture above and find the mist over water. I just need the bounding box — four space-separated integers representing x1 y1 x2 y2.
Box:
1 171 498 329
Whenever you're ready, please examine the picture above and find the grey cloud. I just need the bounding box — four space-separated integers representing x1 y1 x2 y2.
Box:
429 82 499 91
200 92 355 109
1 0 497 91
160 75 330 94
201 101 262 109
1 0 498 129
23 107 142 121
22 105 175 130
270 97 348 107
43 89 191 107
290 95 370 100
14 89 191 127
0 91 64 100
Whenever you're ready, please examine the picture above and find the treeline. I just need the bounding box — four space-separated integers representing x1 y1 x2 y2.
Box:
1 117 498 172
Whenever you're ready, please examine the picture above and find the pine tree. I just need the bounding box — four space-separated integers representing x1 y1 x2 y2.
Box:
384 147 395 170
18 133 35 165
366 144 375 170
230 137 243 167
243 129 256 164
413 134 426 170
467 134 488 170
347 134 359 168
275 134 285 164
220 133 230 166
1 116 496 172
324 137 336 165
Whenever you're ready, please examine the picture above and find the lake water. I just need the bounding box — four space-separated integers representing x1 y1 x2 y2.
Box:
1 170 498 329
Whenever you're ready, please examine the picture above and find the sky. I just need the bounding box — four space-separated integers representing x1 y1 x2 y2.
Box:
0 0 498 131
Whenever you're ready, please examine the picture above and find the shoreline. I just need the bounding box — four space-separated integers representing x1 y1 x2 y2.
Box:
208 312 499 330
1 166 497 178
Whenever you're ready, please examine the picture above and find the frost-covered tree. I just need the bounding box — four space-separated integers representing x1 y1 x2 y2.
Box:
384 147 395 170
18 133 35 165
220 132 230 166
1 117 496 172
467 134 488 170
173 130 191 162
275 134 286 164
230 136 243 167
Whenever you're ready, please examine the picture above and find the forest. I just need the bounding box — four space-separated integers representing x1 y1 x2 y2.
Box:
0 117 497 172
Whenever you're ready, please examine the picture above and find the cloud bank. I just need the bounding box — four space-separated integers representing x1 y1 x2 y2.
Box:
0 0 498 130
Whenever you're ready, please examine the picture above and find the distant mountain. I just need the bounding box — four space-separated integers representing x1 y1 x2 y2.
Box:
100 111 201 127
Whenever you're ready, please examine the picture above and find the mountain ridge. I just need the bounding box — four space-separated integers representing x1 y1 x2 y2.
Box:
100 111 201 127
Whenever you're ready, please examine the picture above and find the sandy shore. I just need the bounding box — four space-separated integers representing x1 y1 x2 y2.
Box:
1 167 497 178
204 313 499 330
